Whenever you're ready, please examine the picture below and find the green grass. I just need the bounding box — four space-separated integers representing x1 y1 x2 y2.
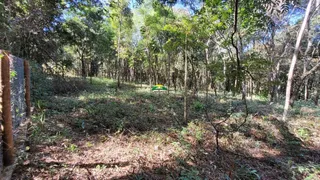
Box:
24 77 320 180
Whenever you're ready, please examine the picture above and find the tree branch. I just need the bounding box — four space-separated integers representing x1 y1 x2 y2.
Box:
301 60 320 80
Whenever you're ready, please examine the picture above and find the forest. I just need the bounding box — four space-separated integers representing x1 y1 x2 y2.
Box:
1 0 320 179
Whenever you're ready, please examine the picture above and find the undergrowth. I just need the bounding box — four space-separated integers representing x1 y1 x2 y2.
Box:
21 77 320 180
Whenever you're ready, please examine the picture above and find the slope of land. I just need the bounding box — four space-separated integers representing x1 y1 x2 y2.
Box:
12 78 320 180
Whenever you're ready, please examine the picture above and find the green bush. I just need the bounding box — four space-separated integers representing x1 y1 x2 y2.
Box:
179 168 201 180
30 63 54 100
235 165 261 180
52 77 88 94
192 101 204 111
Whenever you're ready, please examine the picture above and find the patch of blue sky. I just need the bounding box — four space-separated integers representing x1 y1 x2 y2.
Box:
174 0 203 15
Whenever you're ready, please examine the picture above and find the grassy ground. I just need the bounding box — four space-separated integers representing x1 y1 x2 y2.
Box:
12 77 320 180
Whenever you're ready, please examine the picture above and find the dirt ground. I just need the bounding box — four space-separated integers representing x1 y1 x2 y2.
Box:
12 79 320 180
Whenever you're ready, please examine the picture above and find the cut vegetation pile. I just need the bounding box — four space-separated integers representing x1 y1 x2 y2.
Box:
13 78 320 180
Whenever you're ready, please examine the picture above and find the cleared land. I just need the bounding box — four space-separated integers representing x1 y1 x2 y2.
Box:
12 78 320 180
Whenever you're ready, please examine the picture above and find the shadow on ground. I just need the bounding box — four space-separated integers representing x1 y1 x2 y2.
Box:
12 78 320 179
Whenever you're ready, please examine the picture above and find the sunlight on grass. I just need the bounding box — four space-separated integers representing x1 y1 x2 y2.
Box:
23 77 320 180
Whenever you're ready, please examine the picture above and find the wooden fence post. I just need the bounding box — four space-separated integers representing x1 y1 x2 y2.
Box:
24 60 31 118
1 52 15 166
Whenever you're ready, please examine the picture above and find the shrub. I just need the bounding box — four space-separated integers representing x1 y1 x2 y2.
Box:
30 63 54 100
52 77 88 94
192 101 204 111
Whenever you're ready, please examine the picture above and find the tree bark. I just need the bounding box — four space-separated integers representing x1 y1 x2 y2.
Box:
283 0 314 121
79 47 86 78
116 0 122 91
155 54 159 84
167 53 171 94
184 33 188 123
231 0 241 94
146 48 153 86
205 38 210 101
24 60 31 118
303 15 313 100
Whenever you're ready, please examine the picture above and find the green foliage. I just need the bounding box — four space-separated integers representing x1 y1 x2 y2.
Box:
66 144 78 153
292 163 320 180
234 164 261 180
179 168 201 180
297 128 311 140
180 122 205 143
148 104 156 112
6 0 320 177
30 63 54 100
52 77 88 94
60 2 115 76
95 164 107 170
29 110 46 140
192 101 204 112
10 70 17 80
85 142 94 148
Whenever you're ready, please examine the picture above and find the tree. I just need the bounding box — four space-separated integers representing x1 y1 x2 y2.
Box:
0 0 65 64
110 0 133 90
59 2 111 78
283 0 314 121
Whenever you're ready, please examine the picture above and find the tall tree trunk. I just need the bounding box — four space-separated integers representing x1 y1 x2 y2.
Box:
191 58 195 95
231 0 241 95
205 39 210 101
283 0 314 121
269 24 277 102
80 50 86 78
275 60 281 100
303 7 314 100
155 54 159 84
167 53 171 94
223 57 227 95
184 33 188 123
314 75 319 106
147 48 152 86
116 0 122 91
250 77 253 98
314 88 319 106
313 72 319 105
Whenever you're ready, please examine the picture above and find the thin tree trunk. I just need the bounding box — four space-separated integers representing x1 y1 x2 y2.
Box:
314 88 319 106
223 57 227 95
283 0 314 121
314 76 319 106
191 58 196 96
231 0 241 95
155 55 159 84
205 39 210 101
304 18 312 100
313 72 320 105
275 60 282 101
184 33 188 123
268 23 276 102
167 53 171 94
147 48 152 86
116 0 122 91
80 50 86 78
